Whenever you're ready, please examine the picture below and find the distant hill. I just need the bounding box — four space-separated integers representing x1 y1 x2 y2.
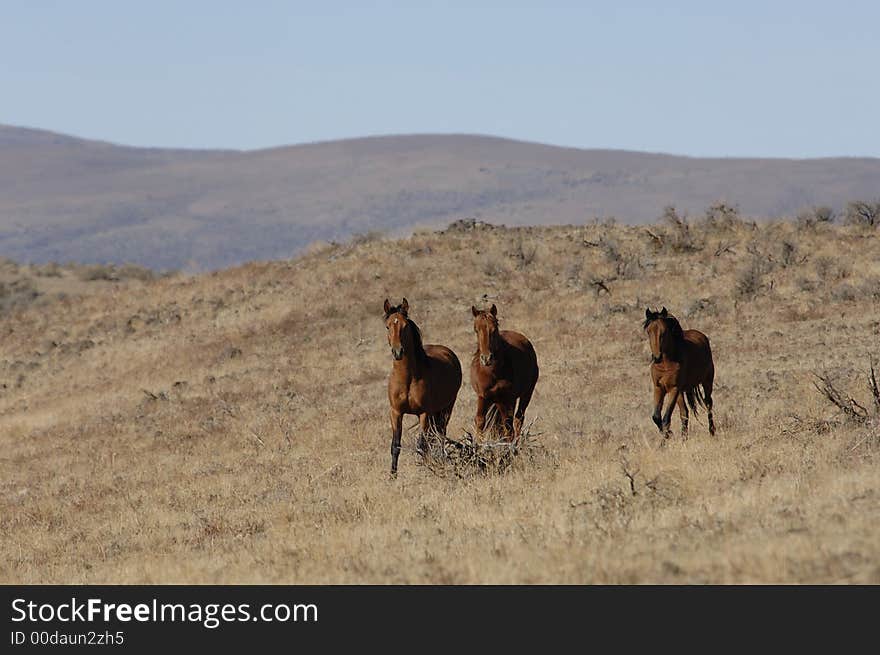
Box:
1 124 879 270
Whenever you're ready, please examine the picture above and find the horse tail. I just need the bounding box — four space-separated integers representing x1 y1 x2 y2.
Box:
685 385 706 416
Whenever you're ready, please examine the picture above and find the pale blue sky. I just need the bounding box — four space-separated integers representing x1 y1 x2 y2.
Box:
2 1 877 156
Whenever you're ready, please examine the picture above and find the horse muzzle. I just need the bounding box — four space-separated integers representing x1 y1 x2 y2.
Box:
391 347 404 360
479 353 493 366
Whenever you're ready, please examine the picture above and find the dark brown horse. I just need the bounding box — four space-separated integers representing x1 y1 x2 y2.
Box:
384 298 462 476
644 307 715 438
470 304 539 441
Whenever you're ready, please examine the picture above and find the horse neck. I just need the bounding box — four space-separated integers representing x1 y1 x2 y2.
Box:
662 334 685 362
492 334 508 362
393 351 426 379
395 323 428 378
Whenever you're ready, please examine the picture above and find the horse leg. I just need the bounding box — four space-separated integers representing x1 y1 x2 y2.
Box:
417 412 431 457
496 403 514 442
677 392 689 439
661 387 679 438
474 395 488 440
652 386 666 433
390 409 403 478
704 379 716 436
513 388 534 441
438 399 455 436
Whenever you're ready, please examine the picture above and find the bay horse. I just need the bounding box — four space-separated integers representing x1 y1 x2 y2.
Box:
470 304 539 441
383 298 462 477
643 307 715 438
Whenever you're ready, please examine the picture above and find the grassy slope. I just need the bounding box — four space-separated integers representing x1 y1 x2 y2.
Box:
1 218 878 583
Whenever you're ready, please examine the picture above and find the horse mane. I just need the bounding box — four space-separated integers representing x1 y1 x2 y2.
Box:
663 315 685 344
405 318 428 362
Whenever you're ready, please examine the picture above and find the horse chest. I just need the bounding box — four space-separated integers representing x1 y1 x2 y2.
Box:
388 377 428 413
651 362 681 387
474 370 513 399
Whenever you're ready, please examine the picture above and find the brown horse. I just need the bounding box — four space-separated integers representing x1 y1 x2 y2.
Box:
644 307 715 438
384 298 462 476
470 304 539 441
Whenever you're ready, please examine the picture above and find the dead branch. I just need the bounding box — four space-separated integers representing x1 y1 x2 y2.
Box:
812 372 869 421
869 359 880 413
714 241 736 257
590 278 612 295
644 229 664 249
620 456 639 496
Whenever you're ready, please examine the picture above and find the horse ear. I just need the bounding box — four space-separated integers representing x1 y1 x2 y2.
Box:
490 304 497 316
400 298 409 315
645 308 652 320
383 299 391 315
660 307 668 317
471 305 480 317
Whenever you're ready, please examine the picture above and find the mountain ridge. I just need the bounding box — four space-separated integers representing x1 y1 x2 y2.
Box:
2 124 879 270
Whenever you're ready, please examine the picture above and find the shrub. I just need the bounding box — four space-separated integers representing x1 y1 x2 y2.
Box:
831 283 858 303
844 200 880 227
350 230 385 245
779 240 806 268
735 255 773 299
797 206 835 229
702 201 742 230
509 238 537 269
35 262 64 277
659 206 702 253
814 256 851 282
78 264 118 281
116 264 156 282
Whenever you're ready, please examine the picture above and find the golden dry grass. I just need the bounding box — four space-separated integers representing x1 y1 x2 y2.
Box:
1 217 878 583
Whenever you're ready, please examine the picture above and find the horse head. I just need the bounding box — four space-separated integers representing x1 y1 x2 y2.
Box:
644 307 682 363
472 303 500 366
384 298 424 361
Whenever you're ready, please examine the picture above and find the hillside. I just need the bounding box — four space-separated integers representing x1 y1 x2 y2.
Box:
1 217 878 583
2 124 880 270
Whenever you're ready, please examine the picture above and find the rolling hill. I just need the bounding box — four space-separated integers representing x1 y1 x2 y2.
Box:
2 124 880 270
1 219 878 583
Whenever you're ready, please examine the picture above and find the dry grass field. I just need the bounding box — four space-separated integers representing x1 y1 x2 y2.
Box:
1 213 879 583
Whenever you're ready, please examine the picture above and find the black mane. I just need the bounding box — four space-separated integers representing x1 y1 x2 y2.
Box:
405 318 428 361
663 315 684 342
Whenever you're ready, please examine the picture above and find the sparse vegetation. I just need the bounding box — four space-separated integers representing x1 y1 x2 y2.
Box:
1 218 878 584
644 206 704 254
350 231 386 245
509 238 538 269
844 200 880 228
797 206 835 230
735 254 772 299
702 201 742 230
77 262 158 282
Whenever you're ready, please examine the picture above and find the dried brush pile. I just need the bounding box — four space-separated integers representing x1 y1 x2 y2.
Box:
812 359 880 423
418 419 545 477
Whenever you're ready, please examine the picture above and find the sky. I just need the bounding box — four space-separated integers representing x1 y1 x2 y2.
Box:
1 1 878 157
